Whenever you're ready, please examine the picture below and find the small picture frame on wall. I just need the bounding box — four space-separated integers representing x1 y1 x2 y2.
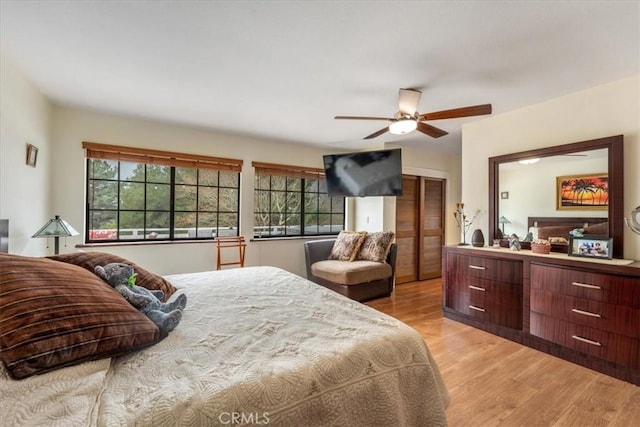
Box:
568 236 613 259
26 144 38 167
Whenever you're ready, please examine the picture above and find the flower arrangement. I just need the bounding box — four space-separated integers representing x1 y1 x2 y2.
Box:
453 202 480 245
531 238 551 254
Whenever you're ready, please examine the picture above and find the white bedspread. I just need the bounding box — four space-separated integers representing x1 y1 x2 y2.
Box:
1 266 449 426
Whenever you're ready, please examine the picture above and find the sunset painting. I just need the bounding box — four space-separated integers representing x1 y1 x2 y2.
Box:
556 173 608 210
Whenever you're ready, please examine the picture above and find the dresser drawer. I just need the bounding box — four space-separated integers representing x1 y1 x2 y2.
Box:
455 254 522 283
459 277 522 330
531 289 640 339
531 263 640 307
531 312 640 368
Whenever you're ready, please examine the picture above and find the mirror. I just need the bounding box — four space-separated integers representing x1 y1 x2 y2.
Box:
489 135 624 258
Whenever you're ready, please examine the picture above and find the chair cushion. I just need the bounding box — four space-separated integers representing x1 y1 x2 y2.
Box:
356 231 395 262
311 260 392 285
328 231 367 261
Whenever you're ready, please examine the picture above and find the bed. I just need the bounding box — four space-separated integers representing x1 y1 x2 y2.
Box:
0 253 449 426
525 216 608 251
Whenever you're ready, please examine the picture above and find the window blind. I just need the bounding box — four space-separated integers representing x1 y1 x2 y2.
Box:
83 141 243 172
252 161 324 180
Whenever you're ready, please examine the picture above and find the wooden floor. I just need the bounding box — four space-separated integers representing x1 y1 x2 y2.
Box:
366 279 640 427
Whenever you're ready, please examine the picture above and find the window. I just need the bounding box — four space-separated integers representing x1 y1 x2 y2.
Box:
84 142 242 242
253 162 345 238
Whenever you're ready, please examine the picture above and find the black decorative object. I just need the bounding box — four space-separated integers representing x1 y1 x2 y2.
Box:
471 229 485 247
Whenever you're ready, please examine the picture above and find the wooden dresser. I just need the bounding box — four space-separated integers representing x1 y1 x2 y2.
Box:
442 245 640 385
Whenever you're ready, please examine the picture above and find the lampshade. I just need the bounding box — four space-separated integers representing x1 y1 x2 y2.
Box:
389 119 417 135
32 215 79 238
498 216 511 225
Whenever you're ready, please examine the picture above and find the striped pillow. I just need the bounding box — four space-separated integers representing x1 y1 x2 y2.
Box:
49 252 176 301
0 253 160 379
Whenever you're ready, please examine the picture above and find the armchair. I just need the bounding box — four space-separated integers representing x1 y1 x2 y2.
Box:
304 239 397 302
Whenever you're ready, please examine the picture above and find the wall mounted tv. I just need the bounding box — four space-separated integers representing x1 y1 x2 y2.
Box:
323 148 403 197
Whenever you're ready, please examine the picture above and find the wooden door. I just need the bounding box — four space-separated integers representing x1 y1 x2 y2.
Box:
395 176 419 284
420 178 445 280
395 175 445 284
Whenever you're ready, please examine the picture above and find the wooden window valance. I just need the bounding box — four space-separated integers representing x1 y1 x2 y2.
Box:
83 141 243 172
252 161 325 180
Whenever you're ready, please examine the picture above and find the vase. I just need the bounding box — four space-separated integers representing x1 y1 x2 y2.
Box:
471 229 485 247
458 230 469 246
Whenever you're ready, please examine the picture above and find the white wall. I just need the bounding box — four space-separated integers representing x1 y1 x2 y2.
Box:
463 74 640 260
0 54 52 256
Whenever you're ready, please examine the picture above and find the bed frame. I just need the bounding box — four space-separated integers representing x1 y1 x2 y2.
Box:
527 216 608 230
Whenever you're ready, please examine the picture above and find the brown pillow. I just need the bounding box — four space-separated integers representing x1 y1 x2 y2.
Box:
0 253 160 380
583 221 609 236
48 252 176 301
356 231 395 262
328 231 367 261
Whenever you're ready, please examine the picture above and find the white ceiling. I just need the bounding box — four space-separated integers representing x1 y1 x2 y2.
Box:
1 1 638 153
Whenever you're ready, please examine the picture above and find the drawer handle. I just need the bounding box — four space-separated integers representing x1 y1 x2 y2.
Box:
469 305 486 312
571 335 602 347
571 308 601 318
468 265 486 270
469 285 486 292
571 281 602 290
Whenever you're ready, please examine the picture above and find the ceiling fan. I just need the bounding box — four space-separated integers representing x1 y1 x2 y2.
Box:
335 88 492 140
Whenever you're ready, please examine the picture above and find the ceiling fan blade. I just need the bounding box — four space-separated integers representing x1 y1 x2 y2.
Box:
420 104 492 121
417 122 448 138
398 88 422 116
334 115 394 121
364 127 390 139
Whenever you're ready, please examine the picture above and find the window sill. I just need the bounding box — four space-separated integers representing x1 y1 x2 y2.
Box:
76 239 213 248
250 235 337 242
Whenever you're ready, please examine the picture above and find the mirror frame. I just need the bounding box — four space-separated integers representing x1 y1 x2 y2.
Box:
489 135 624 259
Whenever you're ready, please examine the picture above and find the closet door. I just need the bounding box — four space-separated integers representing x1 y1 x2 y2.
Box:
395 176 445 284
395 176 419 284
420 178 445 280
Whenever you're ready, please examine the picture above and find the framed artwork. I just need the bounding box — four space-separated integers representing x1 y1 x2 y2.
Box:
556 173 608 210
568 236 612 259
26 144 39 167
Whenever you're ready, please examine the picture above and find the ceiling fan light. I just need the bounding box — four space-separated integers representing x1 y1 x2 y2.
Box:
389 119 417 135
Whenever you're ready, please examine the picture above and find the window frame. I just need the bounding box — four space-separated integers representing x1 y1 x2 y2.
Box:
83 142 243 243
252 161 345 238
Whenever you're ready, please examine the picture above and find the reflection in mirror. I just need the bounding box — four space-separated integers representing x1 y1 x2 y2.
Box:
498 149 608 238
489 135 624 258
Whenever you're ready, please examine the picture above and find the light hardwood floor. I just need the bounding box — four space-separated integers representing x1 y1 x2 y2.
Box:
366 279 640 427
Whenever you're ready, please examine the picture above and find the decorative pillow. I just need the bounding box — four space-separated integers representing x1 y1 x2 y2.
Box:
328 231 367 261
536 226 574 240
0 253 160 380
583 221 609 236
48 252 176 301
356 231 395 263
548 236 569 244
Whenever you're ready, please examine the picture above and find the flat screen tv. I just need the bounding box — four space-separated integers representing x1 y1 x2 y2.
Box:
323 148 403 197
